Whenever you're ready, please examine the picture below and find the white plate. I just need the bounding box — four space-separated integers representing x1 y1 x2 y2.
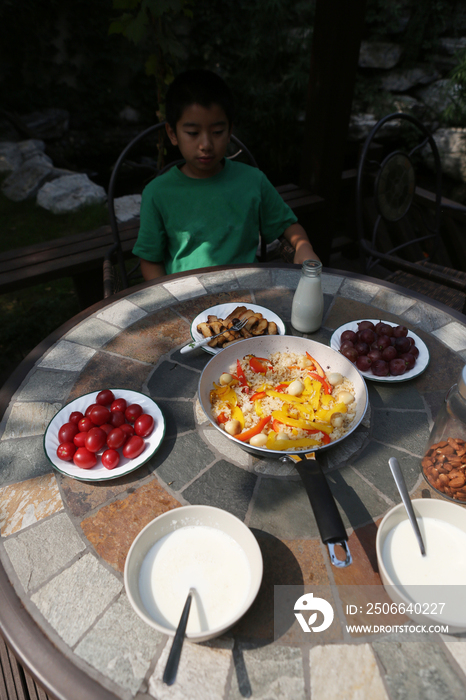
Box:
190 303 286 355
330 319 429 382
44 389 165 481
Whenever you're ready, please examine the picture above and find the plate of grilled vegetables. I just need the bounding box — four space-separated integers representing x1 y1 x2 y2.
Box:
190 303 286 355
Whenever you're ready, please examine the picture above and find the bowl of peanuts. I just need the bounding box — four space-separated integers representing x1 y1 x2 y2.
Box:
421 438 466 503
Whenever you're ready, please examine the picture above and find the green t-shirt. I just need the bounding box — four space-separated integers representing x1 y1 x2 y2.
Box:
132 159 297 275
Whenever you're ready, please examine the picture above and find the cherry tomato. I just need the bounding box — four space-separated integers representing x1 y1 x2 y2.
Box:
73 447 97 469
134 413 154 438
57 442 76 461
69 411 84 425
120 423 135 440
101 448 120 470
100 423 113 436
85 403 98 417
85 427 107 453
73 431 88 448
96 389 115 406
58 422 79 444
110 410 126 428
89 405 111 426
122 435 145 459
125 404 143 423
78 417 94 432
107 427 126 450
111 398 127 413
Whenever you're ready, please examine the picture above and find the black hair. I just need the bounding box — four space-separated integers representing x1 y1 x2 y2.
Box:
165 69 235 129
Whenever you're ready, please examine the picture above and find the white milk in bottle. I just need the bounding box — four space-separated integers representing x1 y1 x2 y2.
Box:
291 260 323 333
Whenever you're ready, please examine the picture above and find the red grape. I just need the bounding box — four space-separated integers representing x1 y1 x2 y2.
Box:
394 336 411 354
341 330 358 343
393 325 408 338
372 359 389 376
341 347 358 363
389 358 407 376
358 321 375 331
358 329 376 345
354 342 369 356
382 346 397 362
356 355 372 371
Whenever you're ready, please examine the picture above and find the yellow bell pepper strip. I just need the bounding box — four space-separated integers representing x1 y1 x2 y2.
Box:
265 389 304 404
232 405 245 429
236 415 271 442
272 410 334 434
236 360 250 393
254 400 264 417
308 372 332 395
315 402 347 423
306 352 325 377
266 432 321 450
250 391 267 401
292 402 315 421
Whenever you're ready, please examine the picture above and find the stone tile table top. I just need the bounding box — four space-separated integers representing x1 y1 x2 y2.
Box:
1 264 466 700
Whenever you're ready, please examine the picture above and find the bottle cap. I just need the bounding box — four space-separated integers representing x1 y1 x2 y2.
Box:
302 260 322 276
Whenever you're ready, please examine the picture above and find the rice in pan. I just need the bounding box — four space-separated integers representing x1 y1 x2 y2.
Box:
210 350 357 451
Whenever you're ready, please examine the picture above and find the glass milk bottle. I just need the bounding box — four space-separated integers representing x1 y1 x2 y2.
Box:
291 260 323 333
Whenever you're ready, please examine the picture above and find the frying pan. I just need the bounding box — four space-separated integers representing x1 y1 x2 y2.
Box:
198 335 369 568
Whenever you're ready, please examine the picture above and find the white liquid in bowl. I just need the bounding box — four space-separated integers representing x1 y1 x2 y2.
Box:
382 517 466 586
139 525 252 633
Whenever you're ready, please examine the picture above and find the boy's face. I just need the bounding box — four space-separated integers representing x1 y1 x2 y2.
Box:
165 103 231 179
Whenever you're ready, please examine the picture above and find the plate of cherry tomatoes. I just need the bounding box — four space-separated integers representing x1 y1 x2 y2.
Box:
43 389 165 481
330 319 430 382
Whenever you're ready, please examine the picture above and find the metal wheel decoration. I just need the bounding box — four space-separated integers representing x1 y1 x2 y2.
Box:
374 151 416 222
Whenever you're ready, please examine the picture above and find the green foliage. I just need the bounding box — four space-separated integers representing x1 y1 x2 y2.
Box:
0 0 156 123
0 190 109 253
186 0 315 178
444 48 466 126
109 0 194 119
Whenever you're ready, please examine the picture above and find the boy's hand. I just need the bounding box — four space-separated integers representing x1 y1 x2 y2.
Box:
283 223 320 265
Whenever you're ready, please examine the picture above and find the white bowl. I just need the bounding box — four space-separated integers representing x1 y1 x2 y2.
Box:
124 505 263 642
376 498 466 633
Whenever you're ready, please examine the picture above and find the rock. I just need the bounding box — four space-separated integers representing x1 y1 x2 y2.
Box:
358 41 403 69
391 95 428 120
423 128 466 183
348 112 412 143
381 66 441 92
0 143 22 174
17 139 47 161
36 173 107 214
21 109 70 140
2 161 53 201
347 113 378 142
439 37 466 55
1 158 74 202
119 106 140 124
416 79 458 117
114 194 141 222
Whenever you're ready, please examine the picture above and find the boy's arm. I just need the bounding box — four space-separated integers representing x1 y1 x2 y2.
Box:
140 259 166 281
283 223 320 264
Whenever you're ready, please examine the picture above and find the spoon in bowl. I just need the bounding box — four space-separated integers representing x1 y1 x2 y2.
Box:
163 588 195 685
388 457 426 556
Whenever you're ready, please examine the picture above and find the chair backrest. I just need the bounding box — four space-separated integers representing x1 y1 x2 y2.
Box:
356 112 448 277
107 122 260 290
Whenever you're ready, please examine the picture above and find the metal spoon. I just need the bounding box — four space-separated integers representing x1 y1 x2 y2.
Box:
388 457 426 556
180 318 248 354
163 588 195 685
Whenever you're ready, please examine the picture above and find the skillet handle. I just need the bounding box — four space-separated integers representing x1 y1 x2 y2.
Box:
293 457 351 566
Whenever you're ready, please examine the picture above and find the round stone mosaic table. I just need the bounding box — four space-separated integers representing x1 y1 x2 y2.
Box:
2 264 466 700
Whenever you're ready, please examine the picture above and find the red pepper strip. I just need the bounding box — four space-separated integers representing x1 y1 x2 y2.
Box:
236 416 272 442
217 412 228 425
249 357 268 374
304 428 331 444
236 360 250 393
272 418 282 433
274 384 288 393
252 357 273 371
250 391 267 402
305 352 325 377
308 371 332 395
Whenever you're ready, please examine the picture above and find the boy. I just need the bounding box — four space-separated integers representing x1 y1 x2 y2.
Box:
133 69 319 280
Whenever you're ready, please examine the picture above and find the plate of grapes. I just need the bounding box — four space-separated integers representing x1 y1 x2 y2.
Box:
330 319 429 382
